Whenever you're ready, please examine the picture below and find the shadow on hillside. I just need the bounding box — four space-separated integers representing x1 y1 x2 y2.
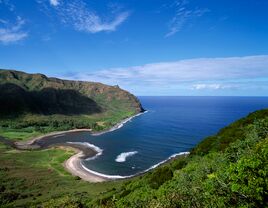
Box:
0 83 102 117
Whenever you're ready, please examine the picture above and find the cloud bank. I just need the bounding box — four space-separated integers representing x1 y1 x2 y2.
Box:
61 55 268 95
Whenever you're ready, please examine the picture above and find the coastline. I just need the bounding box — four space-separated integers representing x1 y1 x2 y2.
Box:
12 111 146 182
64 143 189 183
15 111 148 149
10 110 190 183
80 151 190 181
91 111 147 136
14 128 93 150
58 111 149 182
63 145 107 183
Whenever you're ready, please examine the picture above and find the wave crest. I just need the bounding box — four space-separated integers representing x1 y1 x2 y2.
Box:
80 151 190 180
67 142 103 160
115 151 138 162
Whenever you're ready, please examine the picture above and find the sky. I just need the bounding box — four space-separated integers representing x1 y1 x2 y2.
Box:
0 0 268 96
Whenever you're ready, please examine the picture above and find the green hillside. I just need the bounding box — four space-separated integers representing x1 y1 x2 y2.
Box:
93 109 267 208
0 108 267 207
0 69 144 139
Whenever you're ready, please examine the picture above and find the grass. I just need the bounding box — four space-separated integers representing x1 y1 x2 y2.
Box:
0 109 136 143
0 109 136 138
0 142 123 207
0 128 44 141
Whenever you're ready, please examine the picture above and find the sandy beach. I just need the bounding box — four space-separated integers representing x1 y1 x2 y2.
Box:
63 146 106 183
13 133 109 183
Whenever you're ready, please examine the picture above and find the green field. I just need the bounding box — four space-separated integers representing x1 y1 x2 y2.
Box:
0 128 43 141
0 109 136 142
0 142 124 207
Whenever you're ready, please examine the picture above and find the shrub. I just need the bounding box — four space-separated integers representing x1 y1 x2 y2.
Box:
147 166 173 189
228 139 268 206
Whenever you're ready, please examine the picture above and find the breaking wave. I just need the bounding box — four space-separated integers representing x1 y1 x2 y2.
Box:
115 151 138 162
67 142 103 160
92 111 148 136
80 151 190 180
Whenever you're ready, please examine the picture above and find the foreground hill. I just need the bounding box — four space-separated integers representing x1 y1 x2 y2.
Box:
0 69 144 138
0 108 267 207
93 109 267 208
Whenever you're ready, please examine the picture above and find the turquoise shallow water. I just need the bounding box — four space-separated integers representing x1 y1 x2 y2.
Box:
36 96 268 177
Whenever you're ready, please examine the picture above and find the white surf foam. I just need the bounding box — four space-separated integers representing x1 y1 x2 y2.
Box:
81 163 126 179
67 142 103 160
115 151 138 162
80 151 190 180
92 111 148 136
143 152 190 172
53 134 65 138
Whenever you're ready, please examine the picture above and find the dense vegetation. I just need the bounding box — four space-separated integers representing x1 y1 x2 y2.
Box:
87 109 268 208
0 69 144 139
0 107 267 207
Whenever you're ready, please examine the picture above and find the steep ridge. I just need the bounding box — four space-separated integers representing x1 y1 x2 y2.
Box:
0 69 144 132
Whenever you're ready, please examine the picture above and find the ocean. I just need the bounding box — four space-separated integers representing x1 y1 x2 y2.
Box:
37 96 268 177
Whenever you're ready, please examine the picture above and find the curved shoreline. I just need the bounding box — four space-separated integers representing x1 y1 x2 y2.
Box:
15 111 148 149
80 151 190 180
63 143 189 183
10 110 190 183
12 111 147 182
63 146 107 182
91 111 147 136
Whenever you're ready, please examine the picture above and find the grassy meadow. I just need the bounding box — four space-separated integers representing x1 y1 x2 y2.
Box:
0 142 124 207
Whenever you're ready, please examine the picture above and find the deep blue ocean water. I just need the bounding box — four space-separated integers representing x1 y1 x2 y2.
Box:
39 97 268 177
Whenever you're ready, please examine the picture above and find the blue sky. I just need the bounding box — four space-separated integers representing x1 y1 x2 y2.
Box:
0 0 268 95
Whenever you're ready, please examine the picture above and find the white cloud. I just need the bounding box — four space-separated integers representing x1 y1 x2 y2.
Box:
0 17 28 44
61 55 268 95
70 10 129 33
192 84 228 90
66 55 268 83
166 0 208 37
49 0 129 33
49 0 59 6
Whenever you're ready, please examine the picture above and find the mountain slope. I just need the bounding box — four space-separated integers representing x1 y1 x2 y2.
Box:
0 69 144 134
0 83 101 116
